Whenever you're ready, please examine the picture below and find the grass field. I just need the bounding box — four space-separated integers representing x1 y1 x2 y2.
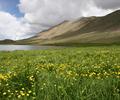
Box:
0 46 120 100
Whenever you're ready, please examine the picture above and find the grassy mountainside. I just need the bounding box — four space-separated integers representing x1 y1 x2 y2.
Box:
17 10 120 45
0 39 16 44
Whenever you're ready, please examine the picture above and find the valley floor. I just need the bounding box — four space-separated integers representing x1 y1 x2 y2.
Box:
0 46 120 100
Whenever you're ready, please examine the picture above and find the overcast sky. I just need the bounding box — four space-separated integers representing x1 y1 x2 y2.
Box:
0 0 120 40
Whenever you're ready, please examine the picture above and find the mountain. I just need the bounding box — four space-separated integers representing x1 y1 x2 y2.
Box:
18 10 120 45
0 39 16 44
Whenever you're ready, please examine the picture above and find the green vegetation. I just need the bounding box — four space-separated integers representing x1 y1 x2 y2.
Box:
0 46 120 100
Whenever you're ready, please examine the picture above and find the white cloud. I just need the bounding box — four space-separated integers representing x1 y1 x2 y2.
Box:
0 11 32 40
81 1 112 17
93 0 120 9
19 0 109 26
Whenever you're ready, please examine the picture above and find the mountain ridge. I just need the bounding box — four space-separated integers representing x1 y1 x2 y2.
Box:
16 10 120 45
0 39 15 44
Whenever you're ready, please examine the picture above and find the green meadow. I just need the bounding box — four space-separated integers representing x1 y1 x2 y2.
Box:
0 46 120 100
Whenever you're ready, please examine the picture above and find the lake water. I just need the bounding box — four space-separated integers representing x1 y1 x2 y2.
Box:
0 45 64 51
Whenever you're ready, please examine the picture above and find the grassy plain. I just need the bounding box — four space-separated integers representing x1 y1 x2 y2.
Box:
0 46 120 100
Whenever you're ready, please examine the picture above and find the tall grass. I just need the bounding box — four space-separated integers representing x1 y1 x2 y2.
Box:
0 46 120 100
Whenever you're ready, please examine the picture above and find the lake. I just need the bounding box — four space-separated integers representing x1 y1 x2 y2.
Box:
0 45 64 51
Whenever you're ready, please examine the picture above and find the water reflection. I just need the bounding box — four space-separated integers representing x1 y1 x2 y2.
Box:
0 45 64 51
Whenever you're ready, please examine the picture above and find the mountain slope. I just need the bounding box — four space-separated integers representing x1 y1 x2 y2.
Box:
0 39 16 44
18 10 120 45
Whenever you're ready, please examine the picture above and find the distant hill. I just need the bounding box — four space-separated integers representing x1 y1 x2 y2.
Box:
0 39 16 44
17 10 120 45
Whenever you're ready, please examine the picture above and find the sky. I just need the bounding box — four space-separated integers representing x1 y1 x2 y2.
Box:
0 0 23 17
0 0 120 40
